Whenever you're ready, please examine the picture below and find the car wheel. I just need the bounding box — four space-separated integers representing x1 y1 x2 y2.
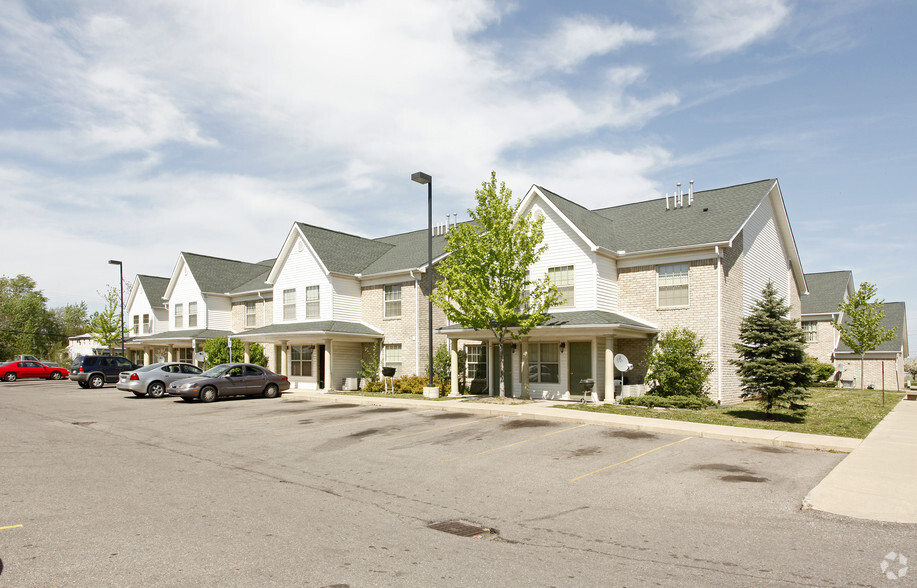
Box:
50 371 62 380
199 386 217 403
4 372 16 382
78 381 89 389
262 384 279 398
132 391 146 397
147 381 166 398
88 374 104 389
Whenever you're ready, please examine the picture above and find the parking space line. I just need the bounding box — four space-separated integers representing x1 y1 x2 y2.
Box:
360 415 503 444
273 410 439 436
443 424 588 463
570 436 692 483
0 524 22 531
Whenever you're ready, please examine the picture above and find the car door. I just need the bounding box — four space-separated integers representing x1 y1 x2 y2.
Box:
22 361 43 379
222 366 247 396
243 365 266 395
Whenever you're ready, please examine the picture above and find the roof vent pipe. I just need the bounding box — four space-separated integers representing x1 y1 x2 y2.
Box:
689 180 694 206
452 213 457 228
677 182 682 208
665 192 670 211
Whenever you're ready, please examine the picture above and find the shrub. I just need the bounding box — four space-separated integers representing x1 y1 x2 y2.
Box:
361 379 385 393
643 328 713 397
394 375 448 396
620 394 716 409
809 359 836 382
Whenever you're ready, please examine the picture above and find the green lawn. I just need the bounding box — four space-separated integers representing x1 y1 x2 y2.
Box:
559 388 904 439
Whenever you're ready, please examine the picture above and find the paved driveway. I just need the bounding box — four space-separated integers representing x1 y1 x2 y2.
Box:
2 381 915 586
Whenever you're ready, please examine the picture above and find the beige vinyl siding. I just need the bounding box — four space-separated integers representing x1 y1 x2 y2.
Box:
742 193 791 316
527 203 593 310
206 295 232 331
333 342 364 386
595 255 618 312
332 277 363 322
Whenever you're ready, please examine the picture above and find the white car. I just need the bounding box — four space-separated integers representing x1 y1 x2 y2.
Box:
117 362 203 398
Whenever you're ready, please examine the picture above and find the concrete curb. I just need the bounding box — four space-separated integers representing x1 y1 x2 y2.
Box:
283 390 862 453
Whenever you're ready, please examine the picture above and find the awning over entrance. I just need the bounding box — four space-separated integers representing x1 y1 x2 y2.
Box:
232 320 383 343
438 310 658 338
126 328 233 347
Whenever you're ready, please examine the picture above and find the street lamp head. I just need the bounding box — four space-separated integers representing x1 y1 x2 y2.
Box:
108 259 122 266
411 172 432 185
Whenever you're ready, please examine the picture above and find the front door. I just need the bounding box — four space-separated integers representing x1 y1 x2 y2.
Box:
318 345 326 389
569 342 592 399
491 344 513 397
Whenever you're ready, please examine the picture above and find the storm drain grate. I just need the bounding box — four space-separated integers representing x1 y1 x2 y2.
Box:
428 520 494 538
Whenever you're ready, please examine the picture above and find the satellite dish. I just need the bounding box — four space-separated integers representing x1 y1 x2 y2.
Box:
614 354 633 372
837 363 845 372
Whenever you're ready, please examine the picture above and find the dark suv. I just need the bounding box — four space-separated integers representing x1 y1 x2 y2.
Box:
69 355 140 389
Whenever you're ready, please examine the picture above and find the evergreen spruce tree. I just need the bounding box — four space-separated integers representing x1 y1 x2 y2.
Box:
732 281 814 414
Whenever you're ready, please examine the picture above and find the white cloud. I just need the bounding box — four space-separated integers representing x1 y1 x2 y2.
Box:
674 0 791 57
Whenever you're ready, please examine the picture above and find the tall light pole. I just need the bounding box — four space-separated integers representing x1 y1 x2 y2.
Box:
411 171 434 388
108 260 124 357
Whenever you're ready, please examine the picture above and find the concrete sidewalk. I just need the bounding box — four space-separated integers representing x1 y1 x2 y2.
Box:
804 397 917 523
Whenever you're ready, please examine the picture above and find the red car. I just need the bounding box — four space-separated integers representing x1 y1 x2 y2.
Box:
1 360 70 382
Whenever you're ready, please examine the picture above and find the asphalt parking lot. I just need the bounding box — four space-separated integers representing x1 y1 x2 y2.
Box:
2 380 916 586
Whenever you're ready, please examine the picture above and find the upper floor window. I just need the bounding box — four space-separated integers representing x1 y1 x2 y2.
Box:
188 302 198 328
384 285 402 318
305 286 320 319
245 301 257 328
658 263 689 307
142 314 150 334
548 266 574 308
174 303 183 328
803 321 818 343
132 315 140 335
283 289 296 321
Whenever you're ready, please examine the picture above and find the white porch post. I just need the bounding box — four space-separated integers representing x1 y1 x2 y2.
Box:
324 338 333 391
167 345 174 362
279 341 288 377
143 347 150 366
243 342 251 364
604 336 615 404
449 338 460 397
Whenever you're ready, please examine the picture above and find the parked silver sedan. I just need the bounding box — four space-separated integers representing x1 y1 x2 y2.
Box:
117 362 204 398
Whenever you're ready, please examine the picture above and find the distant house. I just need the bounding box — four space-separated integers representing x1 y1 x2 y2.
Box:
801 271 854 367
67 334 102 359
835 301 909 391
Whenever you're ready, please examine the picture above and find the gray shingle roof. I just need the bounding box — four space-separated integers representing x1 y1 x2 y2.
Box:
235 320 382 337
182 253 275 294
137 275 169 307
540 179 777 254
801 271 853 315
837 301 908 353
129 328 233 343
440 310 657 332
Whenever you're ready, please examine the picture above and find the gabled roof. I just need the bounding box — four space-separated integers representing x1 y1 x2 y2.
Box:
801 271 854 315
295 223 395 275
138 275 169 307
535 179 778 254
234 320 383 338
171 252 275 297
837 301 908 354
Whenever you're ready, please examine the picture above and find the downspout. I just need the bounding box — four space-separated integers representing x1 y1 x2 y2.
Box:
410 271 420 373
715 245 723 404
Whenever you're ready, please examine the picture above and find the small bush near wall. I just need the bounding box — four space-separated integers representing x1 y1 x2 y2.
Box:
620 395 716 409
394 375 448 396
811 380 838 388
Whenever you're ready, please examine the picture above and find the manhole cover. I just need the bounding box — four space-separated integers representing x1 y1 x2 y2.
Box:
428 520 495 538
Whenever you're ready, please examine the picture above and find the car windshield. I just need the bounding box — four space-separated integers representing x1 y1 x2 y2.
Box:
134 363 163 373
201 364 232 378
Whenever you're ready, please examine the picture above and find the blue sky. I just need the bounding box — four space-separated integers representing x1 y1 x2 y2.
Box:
1 0 914 343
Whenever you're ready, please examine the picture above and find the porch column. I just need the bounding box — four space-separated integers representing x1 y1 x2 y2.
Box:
449 338 460 397
604 336 615 404
520 338 530 399
143 347 150 366
243 342 251 364
323 339 333 391
167 345 174 362
279 341 288 376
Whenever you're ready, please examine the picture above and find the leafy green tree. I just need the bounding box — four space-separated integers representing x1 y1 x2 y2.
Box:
431 172 562 398
905 357 917 382
201 337 265 367
90 286 127 354
360 342 382 382
0 274 57 359
732 282 814 414
831 282 897 391
643 328 713 397
426 343 466 391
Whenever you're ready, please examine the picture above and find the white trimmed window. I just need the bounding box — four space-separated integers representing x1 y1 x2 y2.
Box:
188 302 198 328
177 347 193 363
383 344 402 370
305 286 320 319
803 321 818 343
283 289 296 321
548 266 574 308
142 314 150 334
384 285 402 318
466 345 486 379
529 343 559 383
657 263 689 307
245 301 257 328
174 303 183 328
133 315 140 335
291 345 313 377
